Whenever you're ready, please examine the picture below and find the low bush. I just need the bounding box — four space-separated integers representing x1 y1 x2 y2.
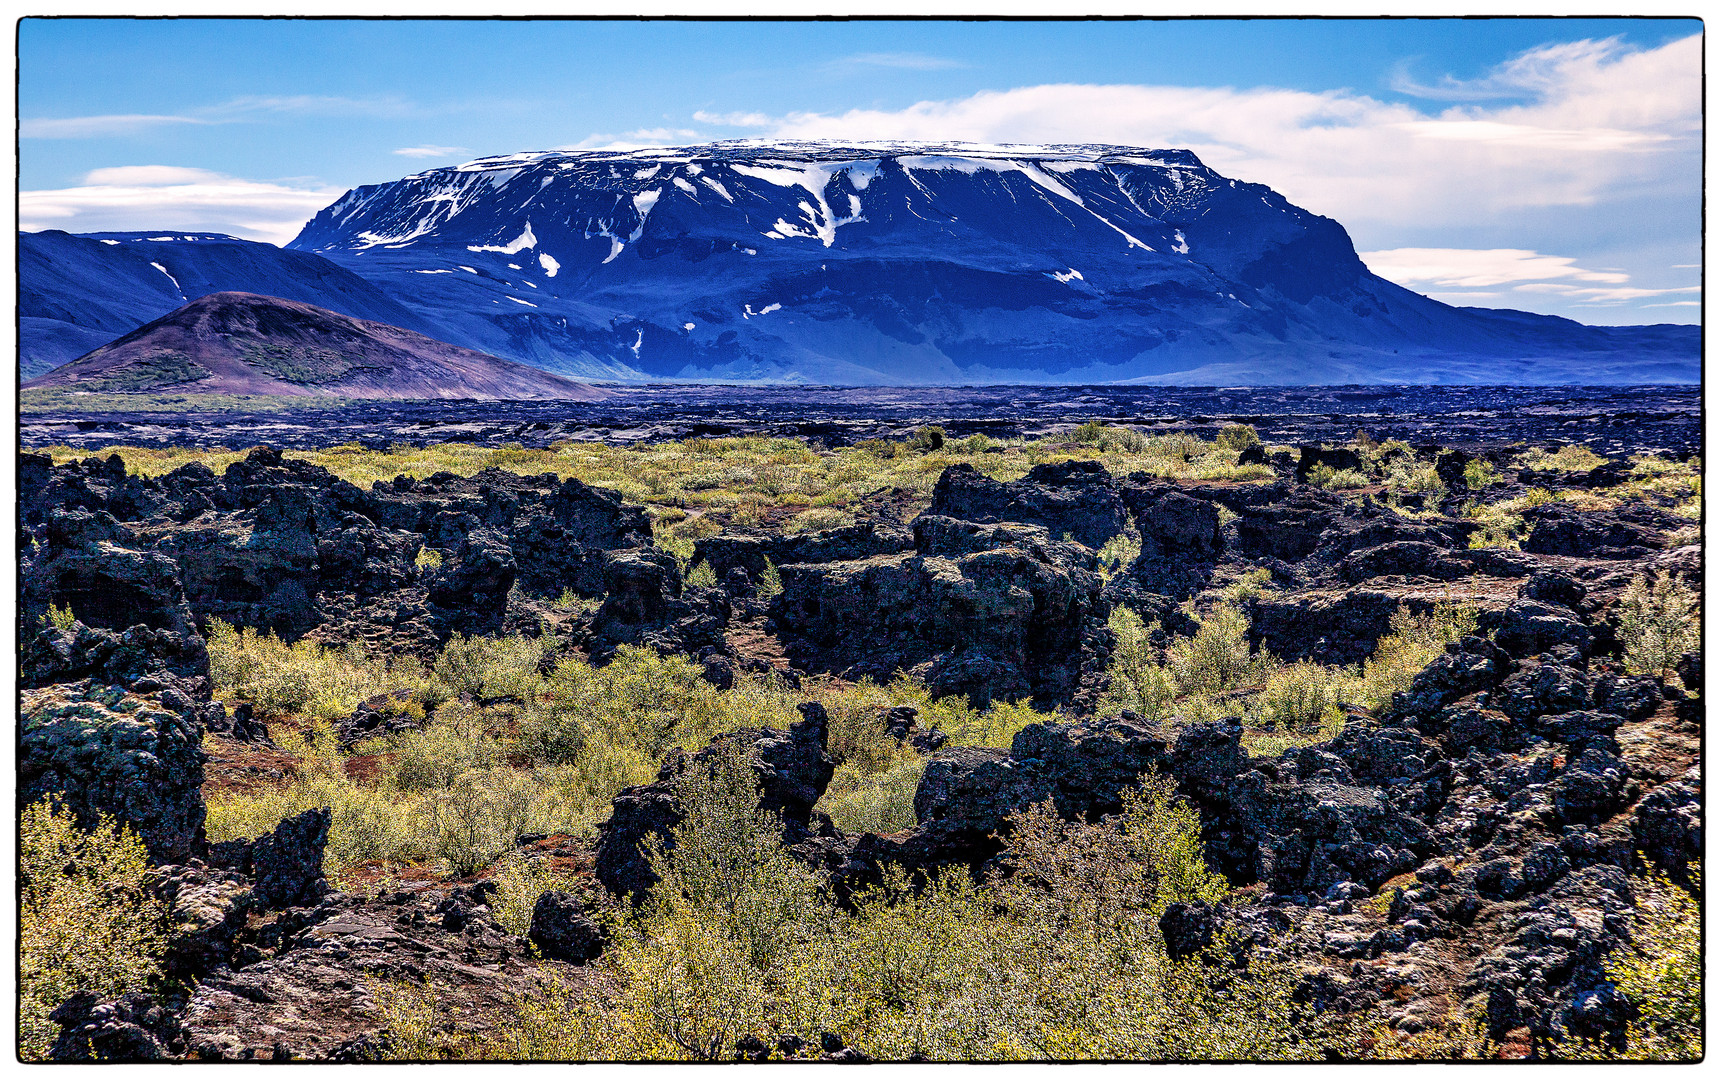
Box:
1169 603 1266 697
1257 660 1341 733
1589 870 1702 1060
1615 571 1700 679
19 798 168 1060
820 756 926 835
1351 601 1478 712
1215 423 1260 451
1098 607 1176 719
1308 464 1370 490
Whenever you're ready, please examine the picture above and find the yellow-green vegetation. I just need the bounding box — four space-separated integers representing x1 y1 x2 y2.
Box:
1464 487 1557 549
1582 869 1702 1061
18 798 169 1060
1351 601 1479 713
202 625 1052 883
1615 571 1700 679
413 546 443 571
1521 443 1607 473
1308 464 1370 490
1096 530 1142 579
43 600 78 632
468 758 1318 1061
38 424 1278 531
1099 597 1476 757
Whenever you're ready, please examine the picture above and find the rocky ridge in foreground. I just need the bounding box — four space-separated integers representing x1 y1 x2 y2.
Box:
17 440 1700 1059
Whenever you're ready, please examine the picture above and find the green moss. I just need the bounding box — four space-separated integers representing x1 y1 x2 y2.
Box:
239 342 388 385
70 350 212 392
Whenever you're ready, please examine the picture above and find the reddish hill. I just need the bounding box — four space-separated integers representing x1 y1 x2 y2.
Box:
24 291 608 400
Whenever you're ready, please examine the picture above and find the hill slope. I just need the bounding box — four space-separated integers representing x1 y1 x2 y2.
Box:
24 292 607 400
286 141 1697 385
19 230 440 378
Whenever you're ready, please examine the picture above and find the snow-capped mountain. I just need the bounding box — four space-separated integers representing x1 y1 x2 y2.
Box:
286 141 1695 385
26 142 1696 387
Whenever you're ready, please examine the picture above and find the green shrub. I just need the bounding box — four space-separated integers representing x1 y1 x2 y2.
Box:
1099 607 1176 719
414 546 444 571
1308 464 1370 490
489 854 591 938
756 558 784 600
1351 602 1478 713
1616 571 1700 679
1462 458 1498 489
1221 567 1273 603
1096 532 1142 578
1257 660 1341 732
909 426 946 452
1588 870 1702 1060
785 507 854 535
647 742 827 969
206 619 420 721
1169 603 1266 697
820 756 926 835
1522 444 1606 472
1215 424 1260 451
391 707 506 791
428 767 558 879
44 601 77 632
433 633 553 703
19 798 168 1060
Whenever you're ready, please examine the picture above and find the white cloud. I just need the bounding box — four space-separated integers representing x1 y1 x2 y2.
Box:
692 110 774 127
22 94 414 139
712 35 1698 234
1359 247 1629 289
828 52 967 72
559 127 701 150
394 144 471 158
21 113 212 139
20 166 342 246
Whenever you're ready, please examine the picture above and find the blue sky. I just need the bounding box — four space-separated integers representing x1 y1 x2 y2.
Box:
19 17 1702 324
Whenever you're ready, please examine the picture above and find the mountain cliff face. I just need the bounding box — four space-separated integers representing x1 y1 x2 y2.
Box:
19 230 439 378
287 141 1696 385
24 292 607 400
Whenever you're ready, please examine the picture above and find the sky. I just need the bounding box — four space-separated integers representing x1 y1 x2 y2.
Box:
17 16 1702 325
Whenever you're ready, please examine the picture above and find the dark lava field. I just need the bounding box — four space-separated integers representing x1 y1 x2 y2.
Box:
22 384 1700 456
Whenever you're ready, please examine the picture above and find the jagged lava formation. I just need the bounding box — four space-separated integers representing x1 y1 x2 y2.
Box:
289 141 1696 385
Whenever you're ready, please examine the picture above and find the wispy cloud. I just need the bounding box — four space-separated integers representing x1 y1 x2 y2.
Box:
22 94 415 139
1360 248 1629 289
20 166 341 246
692 110 773 127
393 144 471 159
827 52 968 73
21 113 212 139
1388 39 1635 101
1361 246 1700 309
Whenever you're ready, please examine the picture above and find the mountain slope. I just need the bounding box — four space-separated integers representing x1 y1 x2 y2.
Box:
24 292 607 400
286 141 1697 385
19 230 440 378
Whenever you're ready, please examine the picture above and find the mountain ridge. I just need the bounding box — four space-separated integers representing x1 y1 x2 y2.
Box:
20 141 1696 387
285 140 1695 385
23 291 608 401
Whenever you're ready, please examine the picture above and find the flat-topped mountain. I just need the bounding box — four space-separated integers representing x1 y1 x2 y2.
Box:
285 141 1697 385
23 291 608 400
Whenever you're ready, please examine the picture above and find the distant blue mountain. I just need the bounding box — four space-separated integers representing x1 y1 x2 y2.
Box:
19 230 435 377
24 143 1698 385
